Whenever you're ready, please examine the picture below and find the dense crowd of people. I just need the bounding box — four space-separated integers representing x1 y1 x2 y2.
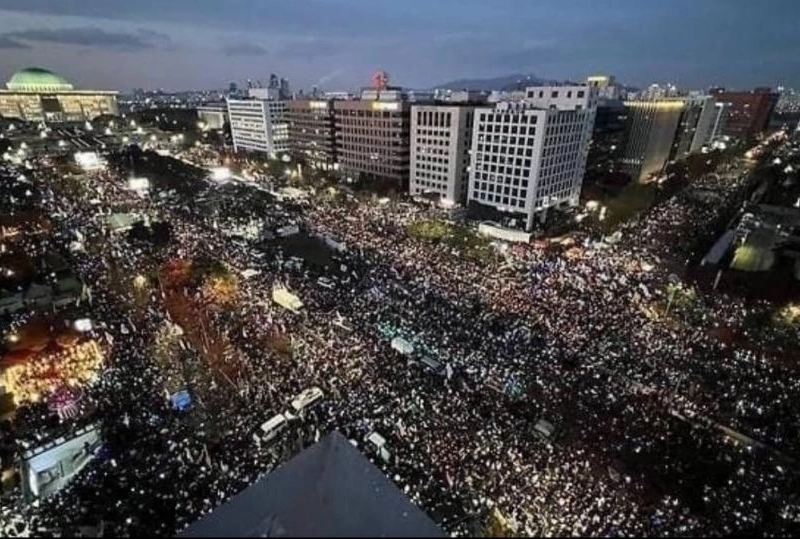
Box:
1 136 799 537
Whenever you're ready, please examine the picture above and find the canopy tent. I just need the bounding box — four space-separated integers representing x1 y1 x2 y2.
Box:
179 431 443 538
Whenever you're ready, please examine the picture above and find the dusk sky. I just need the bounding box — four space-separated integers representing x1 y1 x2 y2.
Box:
0 0 798 92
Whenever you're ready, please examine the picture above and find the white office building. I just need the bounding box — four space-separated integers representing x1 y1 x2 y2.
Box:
468 85 597 230
409 104 476 205
226 98 289 156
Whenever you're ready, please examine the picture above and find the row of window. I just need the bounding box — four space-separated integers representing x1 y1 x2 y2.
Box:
477 134 536 146
478 113 539 124
416 110 453 128
526 89 586 99
477 124 537 135
476 145 534 157
475 178 530 189
472 191 526 209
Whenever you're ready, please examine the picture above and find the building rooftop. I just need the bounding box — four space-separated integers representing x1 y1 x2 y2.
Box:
179 431 444 538
6 67 74 92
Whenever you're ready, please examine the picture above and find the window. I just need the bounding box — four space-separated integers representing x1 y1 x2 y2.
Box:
551 91 558 98
577 90 585 98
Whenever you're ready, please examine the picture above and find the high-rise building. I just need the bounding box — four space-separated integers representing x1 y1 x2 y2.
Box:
467 85 597 230
671 96 718 157
286 99 337 169
226 97 288 156
333 88 411 188
0 67 118 123
711 88 779 140
409 104 477 205
280 78 291 100
228 82 238 94
587 98 628 177
620 98 686 181
269 74 279 89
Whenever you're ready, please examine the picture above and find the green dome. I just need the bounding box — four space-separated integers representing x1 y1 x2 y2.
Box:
6 67 74 92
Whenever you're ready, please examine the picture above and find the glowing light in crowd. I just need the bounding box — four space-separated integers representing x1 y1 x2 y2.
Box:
127 177 151 191
74 151 106 171
210 167 232 182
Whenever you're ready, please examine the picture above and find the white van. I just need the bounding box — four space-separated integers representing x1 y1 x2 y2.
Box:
253 413 289 444
290 387 324 413
365 431 391 463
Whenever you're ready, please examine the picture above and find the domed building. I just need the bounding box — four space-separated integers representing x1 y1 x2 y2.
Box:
0 67 118 123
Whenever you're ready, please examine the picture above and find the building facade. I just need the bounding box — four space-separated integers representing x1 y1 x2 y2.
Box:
333 91 411 187
409 104 476 204
621 98 686 181
712 88 779 141
0 67 118 123
226 98 288 155
285 99 337 168
468 86 597 230
671 96 717 158
587 98 628 178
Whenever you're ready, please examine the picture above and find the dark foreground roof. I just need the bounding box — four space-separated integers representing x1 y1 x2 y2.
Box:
178 431 444 538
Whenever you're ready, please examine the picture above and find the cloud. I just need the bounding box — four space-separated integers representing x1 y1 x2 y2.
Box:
219 42 268 57
0 35 29 49
2 26 171 51
278 38 340 60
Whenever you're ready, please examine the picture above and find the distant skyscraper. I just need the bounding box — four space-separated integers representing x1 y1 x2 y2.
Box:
269 74 279 89
228 82 238 94
280 78 290 99
468 85 598 230
247 79 254 90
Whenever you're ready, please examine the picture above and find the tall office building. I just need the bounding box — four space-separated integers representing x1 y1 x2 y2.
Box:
711 87 779 140
0 67 118 122
620 98 686 181
333 88 411 188
286 99 337 169
280 78 291 100
409 104 477 204
226 98 288 155
467 85 597 230
671 96 718 157
269 74 279 90
587 98 628 176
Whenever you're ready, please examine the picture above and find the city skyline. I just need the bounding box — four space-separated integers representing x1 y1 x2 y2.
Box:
0 0 798 93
